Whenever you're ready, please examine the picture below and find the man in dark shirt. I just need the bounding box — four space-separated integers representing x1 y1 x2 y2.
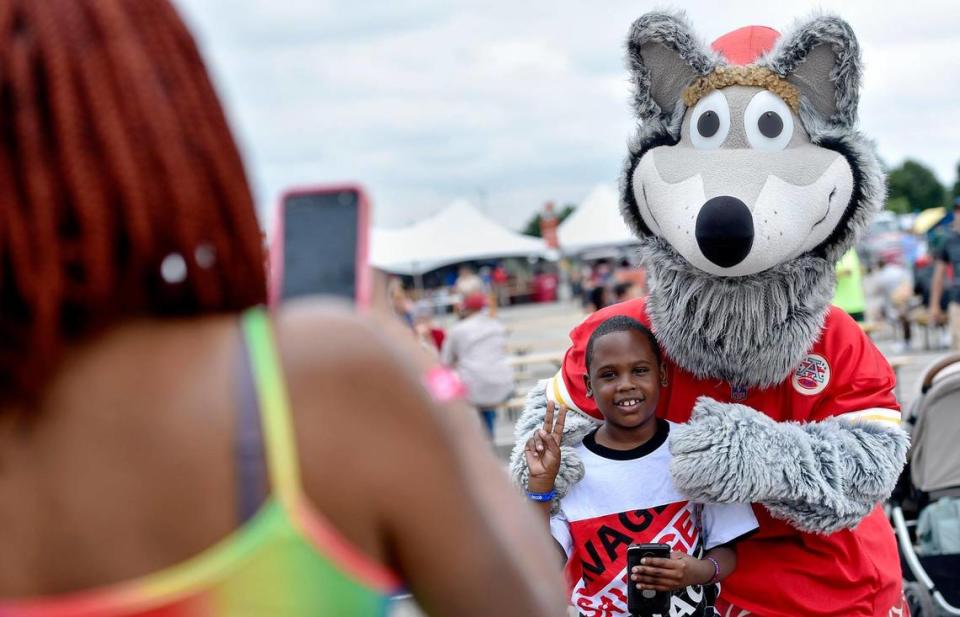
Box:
929 199 960 348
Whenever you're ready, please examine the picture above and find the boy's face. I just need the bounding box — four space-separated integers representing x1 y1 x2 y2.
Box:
584 329 662 430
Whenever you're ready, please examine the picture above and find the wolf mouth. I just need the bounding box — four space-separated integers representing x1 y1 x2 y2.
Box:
812 186 837 229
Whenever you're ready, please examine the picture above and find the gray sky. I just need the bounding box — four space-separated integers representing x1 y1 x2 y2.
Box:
173 0 960 231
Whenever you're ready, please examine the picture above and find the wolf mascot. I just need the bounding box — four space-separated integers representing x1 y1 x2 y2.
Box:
512 13 910 617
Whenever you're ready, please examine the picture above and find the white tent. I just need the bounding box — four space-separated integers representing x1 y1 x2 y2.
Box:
557 184 637 254
370 199 547 275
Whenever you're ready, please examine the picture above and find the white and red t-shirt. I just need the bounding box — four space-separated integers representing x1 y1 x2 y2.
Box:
546 298 904 617
551 420 758 617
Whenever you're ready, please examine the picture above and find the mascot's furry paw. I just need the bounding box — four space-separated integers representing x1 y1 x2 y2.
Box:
509 380 598 506
670 396 909 534
669 397 793 503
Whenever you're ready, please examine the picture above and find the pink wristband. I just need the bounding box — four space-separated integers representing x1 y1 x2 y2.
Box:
424 366 467 403
705 556 721 585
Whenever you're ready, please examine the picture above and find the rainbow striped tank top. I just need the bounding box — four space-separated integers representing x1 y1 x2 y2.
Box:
0 308 400 616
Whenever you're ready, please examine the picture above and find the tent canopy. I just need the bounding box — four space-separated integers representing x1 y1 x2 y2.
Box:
557 184 637 254
370 199 546 275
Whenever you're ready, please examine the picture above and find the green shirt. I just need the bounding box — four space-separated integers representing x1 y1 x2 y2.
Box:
832 249 866 316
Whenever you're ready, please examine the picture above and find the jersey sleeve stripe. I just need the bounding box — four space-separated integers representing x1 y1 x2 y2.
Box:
835 408 901 428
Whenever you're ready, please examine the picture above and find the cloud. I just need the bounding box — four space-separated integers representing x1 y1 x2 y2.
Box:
173 0 960 232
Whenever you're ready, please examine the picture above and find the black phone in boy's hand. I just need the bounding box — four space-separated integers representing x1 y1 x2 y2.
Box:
627 543 671 616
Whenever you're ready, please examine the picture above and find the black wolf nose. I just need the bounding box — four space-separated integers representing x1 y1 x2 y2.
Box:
695 196 754 268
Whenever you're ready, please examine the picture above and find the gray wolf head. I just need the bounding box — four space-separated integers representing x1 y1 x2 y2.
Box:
616 13 885 388
620 12 885 277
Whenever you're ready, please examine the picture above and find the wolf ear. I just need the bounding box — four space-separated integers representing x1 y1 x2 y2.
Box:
625 12 717 124
761 15 862 130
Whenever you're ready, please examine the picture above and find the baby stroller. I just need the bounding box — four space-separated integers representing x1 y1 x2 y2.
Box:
891 353 960 616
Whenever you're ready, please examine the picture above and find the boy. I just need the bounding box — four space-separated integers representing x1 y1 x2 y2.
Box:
524 316 757 616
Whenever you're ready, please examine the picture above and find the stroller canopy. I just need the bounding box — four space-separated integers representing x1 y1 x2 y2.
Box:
910 355 960 496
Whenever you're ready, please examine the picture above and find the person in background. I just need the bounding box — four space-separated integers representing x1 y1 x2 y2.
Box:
479 265 493 289
412 301 446 357
592 260 614 289
387 276 414 327
613 282 632 304
587 284 610 313
532 266 559 303
0 2 565 616
867 253 913 353
583 260 616 312
443 268 458 289
930 198 960 349
833 247 867 322
441 292 514 438
455 264 486 298
614 257 648 299
901 230 922 268
569 265 584 301
579 264 595 311
914 254 949 310
492 263 510 307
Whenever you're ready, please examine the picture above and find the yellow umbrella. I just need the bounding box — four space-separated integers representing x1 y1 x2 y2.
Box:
913 207 946 234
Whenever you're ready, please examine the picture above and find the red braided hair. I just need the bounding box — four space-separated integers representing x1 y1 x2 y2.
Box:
0 0 267 401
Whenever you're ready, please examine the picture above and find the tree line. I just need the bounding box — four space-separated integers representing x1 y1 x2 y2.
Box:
886 159 960 214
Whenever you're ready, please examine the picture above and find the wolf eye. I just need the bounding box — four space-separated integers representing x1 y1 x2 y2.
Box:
744 90 794 151
697 111 720 137
689 90 730 150
758 112 783 138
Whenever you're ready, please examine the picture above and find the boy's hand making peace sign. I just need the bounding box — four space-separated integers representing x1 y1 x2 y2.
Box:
524 401 567 494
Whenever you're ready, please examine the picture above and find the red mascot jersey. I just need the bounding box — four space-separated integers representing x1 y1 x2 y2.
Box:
546 297 904 617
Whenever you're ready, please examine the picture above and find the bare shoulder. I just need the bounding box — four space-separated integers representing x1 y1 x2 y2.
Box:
272 299 431 407
269 299 451 518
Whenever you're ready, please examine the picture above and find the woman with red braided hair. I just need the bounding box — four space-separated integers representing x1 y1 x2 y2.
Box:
0 1 563 615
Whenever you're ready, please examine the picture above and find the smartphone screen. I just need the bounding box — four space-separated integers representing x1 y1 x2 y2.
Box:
279 188 362 303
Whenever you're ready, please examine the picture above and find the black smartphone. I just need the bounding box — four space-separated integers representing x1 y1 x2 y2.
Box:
270 184 371 309
627 543 672 616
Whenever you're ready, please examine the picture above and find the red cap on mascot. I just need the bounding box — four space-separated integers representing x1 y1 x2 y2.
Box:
711 25 780 65
546 25 782 421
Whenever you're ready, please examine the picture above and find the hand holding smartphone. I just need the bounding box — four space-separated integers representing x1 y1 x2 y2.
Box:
270 184 371 309
627 543 672 616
